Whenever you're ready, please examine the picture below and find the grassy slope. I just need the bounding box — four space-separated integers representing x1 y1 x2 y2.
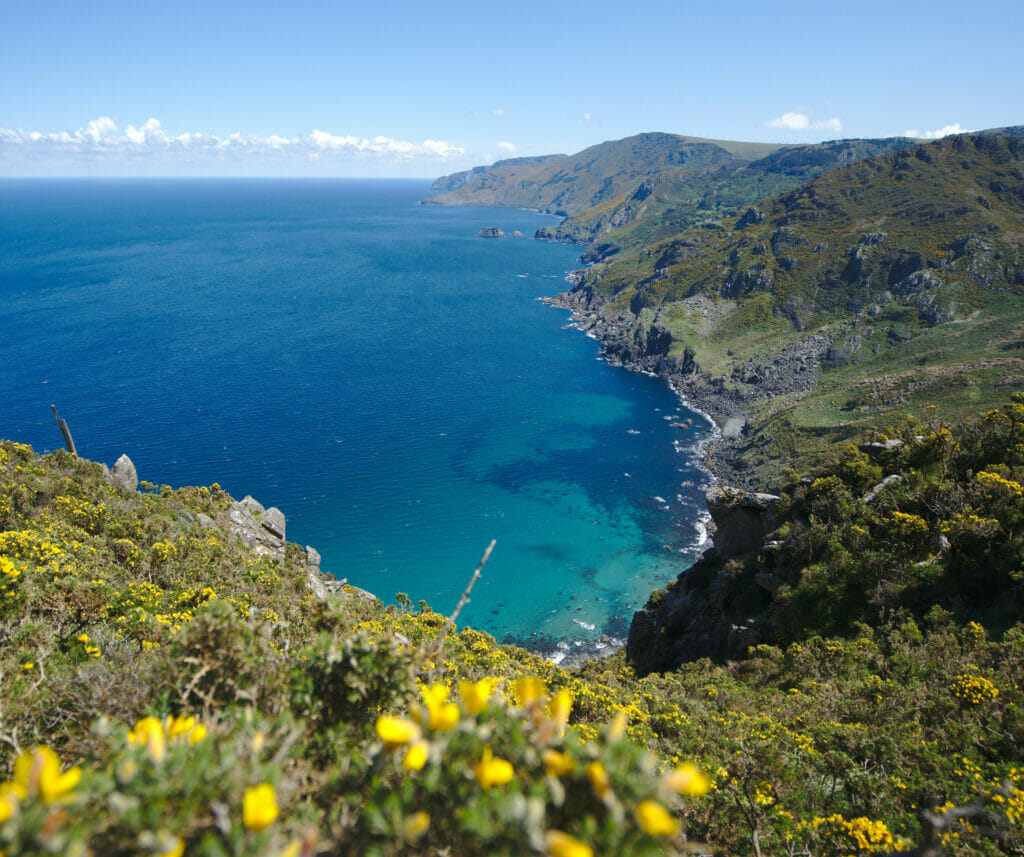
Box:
573 134 1024 485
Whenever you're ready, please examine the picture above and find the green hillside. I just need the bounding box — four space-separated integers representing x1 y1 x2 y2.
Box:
426 133 777 216
2 412 1024 854
539 138 920 260
558 134 1024 486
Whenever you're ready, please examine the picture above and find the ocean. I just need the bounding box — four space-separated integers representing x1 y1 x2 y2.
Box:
0 178 711 653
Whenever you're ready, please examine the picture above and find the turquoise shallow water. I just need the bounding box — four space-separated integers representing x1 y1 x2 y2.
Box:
0 178 712 650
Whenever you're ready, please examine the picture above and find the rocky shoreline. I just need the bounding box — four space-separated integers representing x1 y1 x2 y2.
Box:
544 285 755 486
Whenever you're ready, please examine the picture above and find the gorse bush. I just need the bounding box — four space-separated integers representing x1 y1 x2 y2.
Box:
2 410 1024 854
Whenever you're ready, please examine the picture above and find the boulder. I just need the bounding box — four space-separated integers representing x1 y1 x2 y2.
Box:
109 454 138 492
262 507 286 539
863 474 905 504
858 439 904 457
477 227 504 238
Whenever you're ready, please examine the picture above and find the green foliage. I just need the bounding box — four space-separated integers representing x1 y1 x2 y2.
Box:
3 430 1024 854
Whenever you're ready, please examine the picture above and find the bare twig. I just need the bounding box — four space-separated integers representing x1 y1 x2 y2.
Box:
421 540 495 667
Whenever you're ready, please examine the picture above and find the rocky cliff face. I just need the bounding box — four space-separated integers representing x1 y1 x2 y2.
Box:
625 485 784 674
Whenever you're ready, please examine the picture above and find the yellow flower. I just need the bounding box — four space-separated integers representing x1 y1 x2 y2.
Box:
402 811 430 839
164 715 195 738
458 679 494 715
403 740 430 771
21 662 33 671
279 840 304 857
0 783 19 823
587 761 612 800
243 783 279 831
545 830 594 857
128 716 167 763
635 800 678 836
474 746 514 790
155 834 185 857
542 749 575 777
376 715 421 749
514 676 546 706
420 683 460 732
188 723 208 745
12 746 81 804
547 689 573 730
607 710 627 743
664 762 710 797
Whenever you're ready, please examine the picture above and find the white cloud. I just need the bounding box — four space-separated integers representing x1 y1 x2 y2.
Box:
497 141 517 152
765 111 843 133
903 122 974 139
490 108 505 116
583 112 593 123
0 117 465 165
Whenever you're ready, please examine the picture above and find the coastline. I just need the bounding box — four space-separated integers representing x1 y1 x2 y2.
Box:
526 270 728 668
542 285 755 488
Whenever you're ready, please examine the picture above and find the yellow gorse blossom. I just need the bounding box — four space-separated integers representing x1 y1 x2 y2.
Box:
458 678 494 715
128 716 167 763
0 783 20 823
419 683 459 732
547 689 573 730
606 710 628 743
664 762 710 797
402 811 430 839
376 715 421 749
11 746 81 804
154 834 185 857
586 761 612 800
403 740 429 771
545 829 594 857
474 746 514 790
513 676 546 706
243 783 279 831
163 714 208 745
543 749 575 777
635 799 678 836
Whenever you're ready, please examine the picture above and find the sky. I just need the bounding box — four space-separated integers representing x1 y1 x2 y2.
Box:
2 0 1022 177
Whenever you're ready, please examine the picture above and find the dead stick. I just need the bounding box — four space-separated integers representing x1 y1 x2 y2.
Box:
425 540 496 662
51 405 77 456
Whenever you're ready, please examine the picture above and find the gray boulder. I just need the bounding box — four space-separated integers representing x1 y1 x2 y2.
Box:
864 474 905 504
109 454 138 492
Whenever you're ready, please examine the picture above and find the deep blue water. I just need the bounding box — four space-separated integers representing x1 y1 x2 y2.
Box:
0 179 711 650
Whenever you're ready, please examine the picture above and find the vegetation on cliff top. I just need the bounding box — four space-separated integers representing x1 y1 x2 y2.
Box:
2 413 1024 855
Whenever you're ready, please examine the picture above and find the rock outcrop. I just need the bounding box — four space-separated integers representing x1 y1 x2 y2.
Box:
106 454 139 492
227 495 287 561
626 486 785 674
705 487 783 556
477 227 504 238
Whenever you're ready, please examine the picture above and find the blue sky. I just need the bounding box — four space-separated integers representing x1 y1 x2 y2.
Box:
2 0 1021 176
